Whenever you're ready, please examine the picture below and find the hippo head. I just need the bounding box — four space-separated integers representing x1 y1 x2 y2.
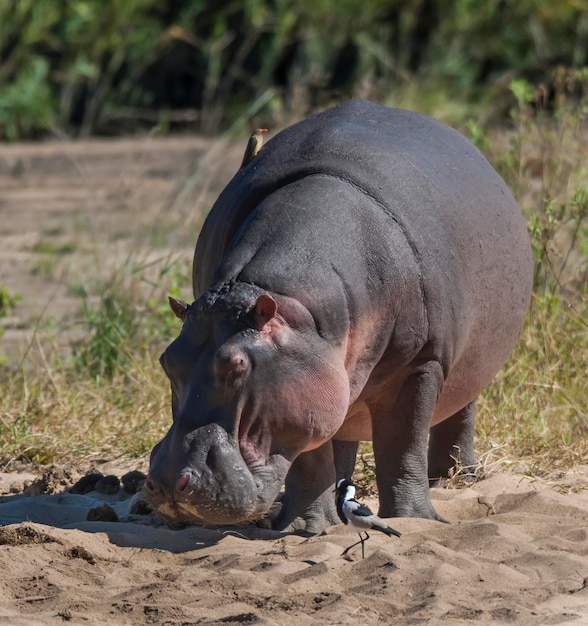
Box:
146 281 349 525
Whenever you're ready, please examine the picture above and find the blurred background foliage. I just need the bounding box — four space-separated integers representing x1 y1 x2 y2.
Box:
1 0 587 140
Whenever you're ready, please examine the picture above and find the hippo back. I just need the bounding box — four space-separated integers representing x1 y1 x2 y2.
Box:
193 99 532 386
194 99 528 300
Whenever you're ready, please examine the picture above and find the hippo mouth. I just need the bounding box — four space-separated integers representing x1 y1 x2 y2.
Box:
146 423 291 526
150 458 288 526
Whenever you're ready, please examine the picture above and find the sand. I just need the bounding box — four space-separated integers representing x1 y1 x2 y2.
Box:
1 464 587 625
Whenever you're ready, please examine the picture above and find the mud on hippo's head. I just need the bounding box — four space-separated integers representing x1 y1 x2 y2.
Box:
146 281 349 526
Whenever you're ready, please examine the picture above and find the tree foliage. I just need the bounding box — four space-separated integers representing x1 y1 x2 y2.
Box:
0 0 587 139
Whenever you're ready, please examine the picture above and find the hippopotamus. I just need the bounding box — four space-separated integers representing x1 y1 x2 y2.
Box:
146 99 533 533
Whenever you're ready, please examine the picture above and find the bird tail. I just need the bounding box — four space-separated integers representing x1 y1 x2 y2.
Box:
370 516 401 537
382 526 401 538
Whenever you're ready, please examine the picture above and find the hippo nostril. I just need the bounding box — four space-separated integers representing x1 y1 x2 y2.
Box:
177 474 190 492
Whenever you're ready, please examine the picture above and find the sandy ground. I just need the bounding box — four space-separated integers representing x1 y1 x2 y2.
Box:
0 134 234 361
1 137 588 625
0 465 587 625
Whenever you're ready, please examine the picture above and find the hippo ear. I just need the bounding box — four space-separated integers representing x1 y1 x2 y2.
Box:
253 294 277 331
168 296 189 321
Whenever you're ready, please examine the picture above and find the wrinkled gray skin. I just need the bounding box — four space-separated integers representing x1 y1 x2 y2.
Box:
147 99 533 533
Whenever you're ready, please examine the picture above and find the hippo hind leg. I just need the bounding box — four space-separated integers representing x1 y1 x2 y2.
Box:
427 400 479 486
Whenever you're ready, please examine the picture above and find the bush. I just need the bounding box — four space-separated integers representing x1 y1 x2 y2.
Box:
1 0 587 139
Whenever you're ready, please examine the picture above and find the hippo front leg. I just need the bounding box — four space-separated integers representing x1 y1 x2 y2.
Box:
272 441 339 534
370 361 445 521
332 439 359 480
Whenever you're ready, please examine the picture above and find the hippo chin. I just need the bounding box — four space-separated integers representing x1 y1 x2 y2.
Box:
147 99 533 534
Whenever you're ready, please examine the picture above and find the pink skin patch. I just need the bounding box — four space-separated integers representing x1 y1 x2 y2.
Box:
224 292 351 464
237 363 349 466
230 349 349 469
334 401 372 441
177 473 190 491
238 406 271 468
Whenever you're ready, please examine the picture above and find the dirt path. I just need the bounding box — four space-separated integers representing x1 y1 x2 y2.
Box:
0 134 241 362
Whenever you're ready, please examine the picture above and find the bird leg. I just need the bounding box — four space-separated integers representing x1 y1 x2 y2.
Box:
360 531 369 559
341 531 371 559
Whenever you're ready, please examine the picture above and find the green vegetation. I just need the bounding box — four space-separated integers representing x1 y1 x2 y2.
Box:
72 256 190 381
0 286 21 318
31 241 77 255
0 286 22 361
472 87 588 480
1 0 587 139
0 255 190 466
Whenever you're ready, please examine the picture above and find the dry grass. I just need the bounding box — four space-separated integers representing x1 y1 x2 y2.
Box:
472 97 588 479
0 335 170 468
0 98 587 482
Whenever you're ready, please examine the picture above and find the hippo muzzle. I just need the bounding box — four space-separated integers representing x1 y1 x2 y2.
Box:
147 422 290 525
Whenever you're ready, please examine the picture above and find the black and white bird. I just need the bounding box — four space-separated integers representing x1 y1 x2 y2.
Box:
336 478 401 559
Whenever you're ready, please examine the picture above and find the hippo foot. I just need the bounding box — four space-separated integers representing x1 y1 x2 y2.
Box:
271 442 339 535
378 499 447 523
272 487 339 535
377 475 448 523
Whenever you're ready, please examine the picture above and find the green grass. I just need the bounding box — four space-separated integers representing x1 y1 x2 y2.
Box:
31 241 77 255
0 94 587 482
0 287 21 318
476 294 588 478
